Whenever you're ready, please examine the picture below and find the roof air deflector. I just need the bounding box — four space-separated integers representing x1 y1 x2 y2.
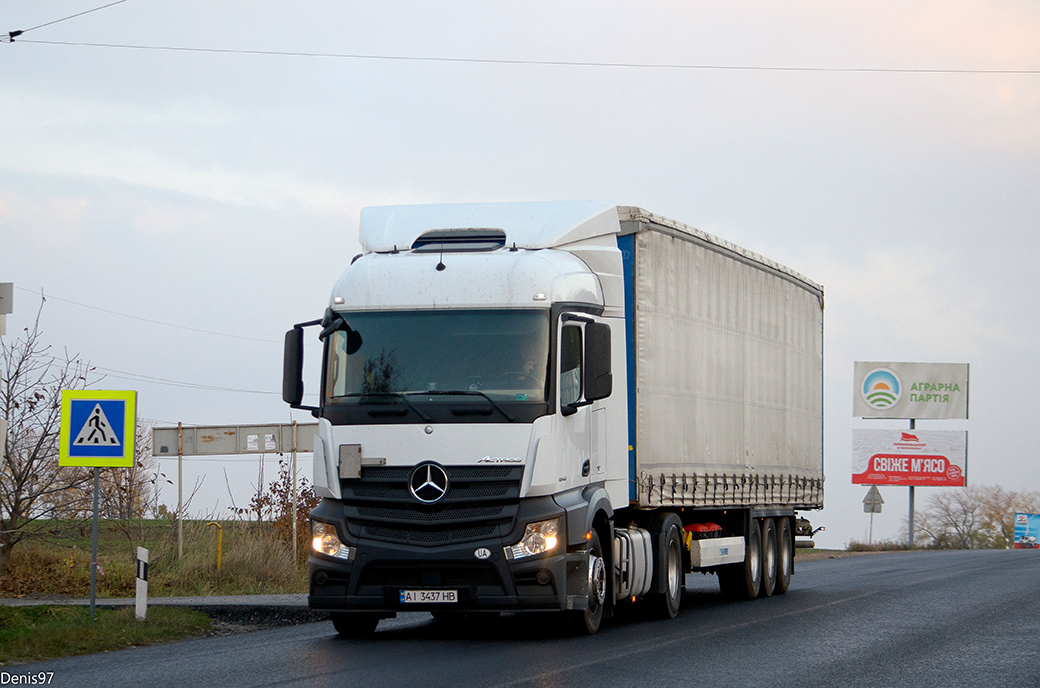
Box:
411 228 506 253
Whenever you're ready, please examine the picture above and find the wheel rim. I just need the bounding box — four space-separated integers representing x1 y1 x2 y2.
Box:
765 534 776 580
589 552 606 608
666 539 681 598
750 537 760 582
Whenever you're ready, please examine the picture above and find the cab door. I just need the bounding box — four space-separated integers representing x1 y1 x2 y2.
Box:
558 320 591 486
558 316 613 486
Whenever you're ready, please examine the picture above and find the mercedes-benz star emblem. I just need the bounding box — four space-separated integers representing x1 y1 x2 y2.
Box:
408 462 449 504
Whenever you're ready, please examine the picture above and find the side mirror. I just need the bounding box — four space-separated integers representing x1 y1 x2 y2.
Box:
584 322 612 402
283 327 305 407
319 307 363 354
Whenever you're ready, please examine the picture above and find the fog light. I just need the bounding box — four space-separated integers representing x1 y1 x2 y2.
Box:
311 521 353 561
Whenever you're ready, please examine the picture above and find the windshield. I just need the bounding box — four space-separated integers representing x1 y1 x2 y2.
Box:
324 310 550 404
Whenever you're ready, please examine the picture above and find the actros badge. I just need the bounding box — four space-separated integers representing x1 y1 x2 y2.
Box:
408 462 449 504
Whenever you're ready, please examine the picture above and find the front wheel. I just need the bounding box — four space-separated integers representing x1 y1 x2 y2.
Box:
569 529 606 635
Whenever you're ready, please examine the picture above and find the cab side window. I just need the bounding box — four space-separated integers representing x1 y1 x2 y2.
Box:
560 325 583 407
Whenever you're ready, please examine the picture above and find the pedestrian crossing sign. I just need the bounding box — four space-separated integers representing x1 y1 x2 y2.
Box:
59 390 137 467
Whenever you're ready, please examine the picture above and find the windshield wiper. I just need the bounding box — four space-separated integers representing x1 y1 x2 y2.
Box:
338 392 432 421
405 390 517 423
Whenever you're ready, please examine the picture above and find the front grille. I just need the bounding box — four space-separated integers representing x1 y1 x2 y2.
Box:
357 505 506 522
341 465 523 546
365 523 498 545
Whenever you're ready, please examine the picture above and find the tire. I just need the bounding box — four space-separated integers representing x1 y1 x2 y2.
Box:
775 517 793 595
759 518 777 598
330 612 380 638
648 514 684 619
569 529 606 635
718 518 761 601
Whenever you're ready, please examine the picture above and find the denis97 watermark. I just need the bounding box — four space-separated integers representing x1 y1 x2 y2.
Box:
1 672 54 685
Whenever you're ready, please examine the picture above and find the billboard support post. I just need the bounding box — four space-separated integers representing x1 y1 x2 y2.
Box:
908 419 915 547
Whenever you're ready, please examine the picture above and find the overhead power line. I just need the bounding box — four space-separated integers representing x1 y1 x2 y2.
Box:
37 350 285 395
2 0 130 43
9 39 1040 74
93 366 280 395
14 285 281 344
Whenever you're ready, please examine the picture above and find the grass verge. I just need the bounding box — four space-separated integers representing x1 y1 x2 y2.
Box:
0 605 212 665
2 519 309 598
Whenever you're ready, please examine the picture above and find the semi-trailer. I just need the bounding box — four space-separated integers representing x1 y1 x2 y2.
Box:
284 202 824 635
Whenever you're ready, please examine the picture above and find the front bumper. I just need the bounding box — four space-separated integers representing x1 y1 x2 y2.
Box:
308 497 591 614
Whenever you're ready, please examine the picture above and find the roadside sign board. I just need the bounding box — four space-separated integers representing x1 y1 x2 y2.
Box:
853 361 969 419
152 423 317 456
852 429 967 487
0 282 11 314
0 282 11 336
59 390 137 467
1014 513 1040 549
863 485 884 513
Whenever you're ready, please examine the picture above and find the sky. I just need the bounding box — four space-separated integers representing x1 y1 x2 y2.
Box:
2 1 1039 549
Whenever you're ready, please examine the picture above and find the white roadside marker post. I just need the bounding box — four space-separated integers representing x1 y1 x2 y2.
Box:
136 547 149 621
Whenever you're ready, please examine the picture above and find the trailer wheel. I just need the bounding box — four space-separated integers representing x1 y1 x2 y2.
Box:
330 612 380 638
759 518 777 598
718 518 761 601
570 529 606 635
648 515 684 619
775 517 793 595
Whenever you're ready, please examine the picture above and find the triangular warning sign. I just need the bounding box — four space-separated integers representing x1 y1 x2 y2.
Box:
73 403 121 447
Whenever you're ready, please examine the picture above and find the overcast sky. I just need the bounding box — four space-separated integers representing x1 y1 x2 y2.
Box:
3 1 1038 548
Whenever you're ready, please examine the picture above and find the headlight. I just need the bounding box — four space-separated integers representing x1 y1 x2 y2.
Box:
311 521 353 560
505 518 561 560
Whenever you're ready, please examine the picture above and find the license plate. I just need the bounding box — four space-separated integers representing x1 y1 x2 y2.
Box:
400 589 458 604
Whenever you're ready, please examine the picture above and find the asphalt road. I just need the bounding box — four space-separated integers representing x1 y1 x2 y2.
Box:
11 550 1040 688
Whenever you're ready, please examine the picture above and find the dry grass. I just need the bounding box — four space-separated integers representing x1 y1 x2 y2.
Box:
1 519 309 598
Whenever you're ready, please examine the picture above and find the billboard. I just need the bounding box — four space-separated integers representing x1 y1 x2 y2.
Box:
852 429 967 486
1014 513 1040 549
152 423 317 456
854 362 969 419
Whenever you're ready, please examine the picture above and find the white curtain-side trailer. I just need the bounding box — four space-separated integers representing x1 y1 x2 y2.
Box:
284 202 824 636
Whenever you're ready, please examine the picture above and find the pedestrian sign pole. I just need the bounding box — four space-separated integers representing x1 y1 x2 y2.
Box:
863 485 884 544
59 390 137 620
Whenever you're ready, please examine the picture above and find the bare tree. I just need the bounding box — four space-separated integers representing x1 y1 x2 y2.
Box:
913 484 1040 550
96 422 156 520
0 298 98 574
916 486 986 550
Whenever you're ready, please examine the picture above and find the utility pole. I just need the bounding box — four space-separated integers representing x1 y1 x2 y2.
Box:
0 283 11 458
178 421 183 559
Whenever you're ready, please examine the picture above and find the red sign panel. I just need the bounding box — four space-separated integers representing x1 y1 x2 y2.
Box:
852 430 967 487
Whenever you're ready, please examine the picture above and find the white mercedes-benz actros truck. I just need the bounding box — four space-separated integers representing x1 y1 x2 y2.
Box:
283 202 824 636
